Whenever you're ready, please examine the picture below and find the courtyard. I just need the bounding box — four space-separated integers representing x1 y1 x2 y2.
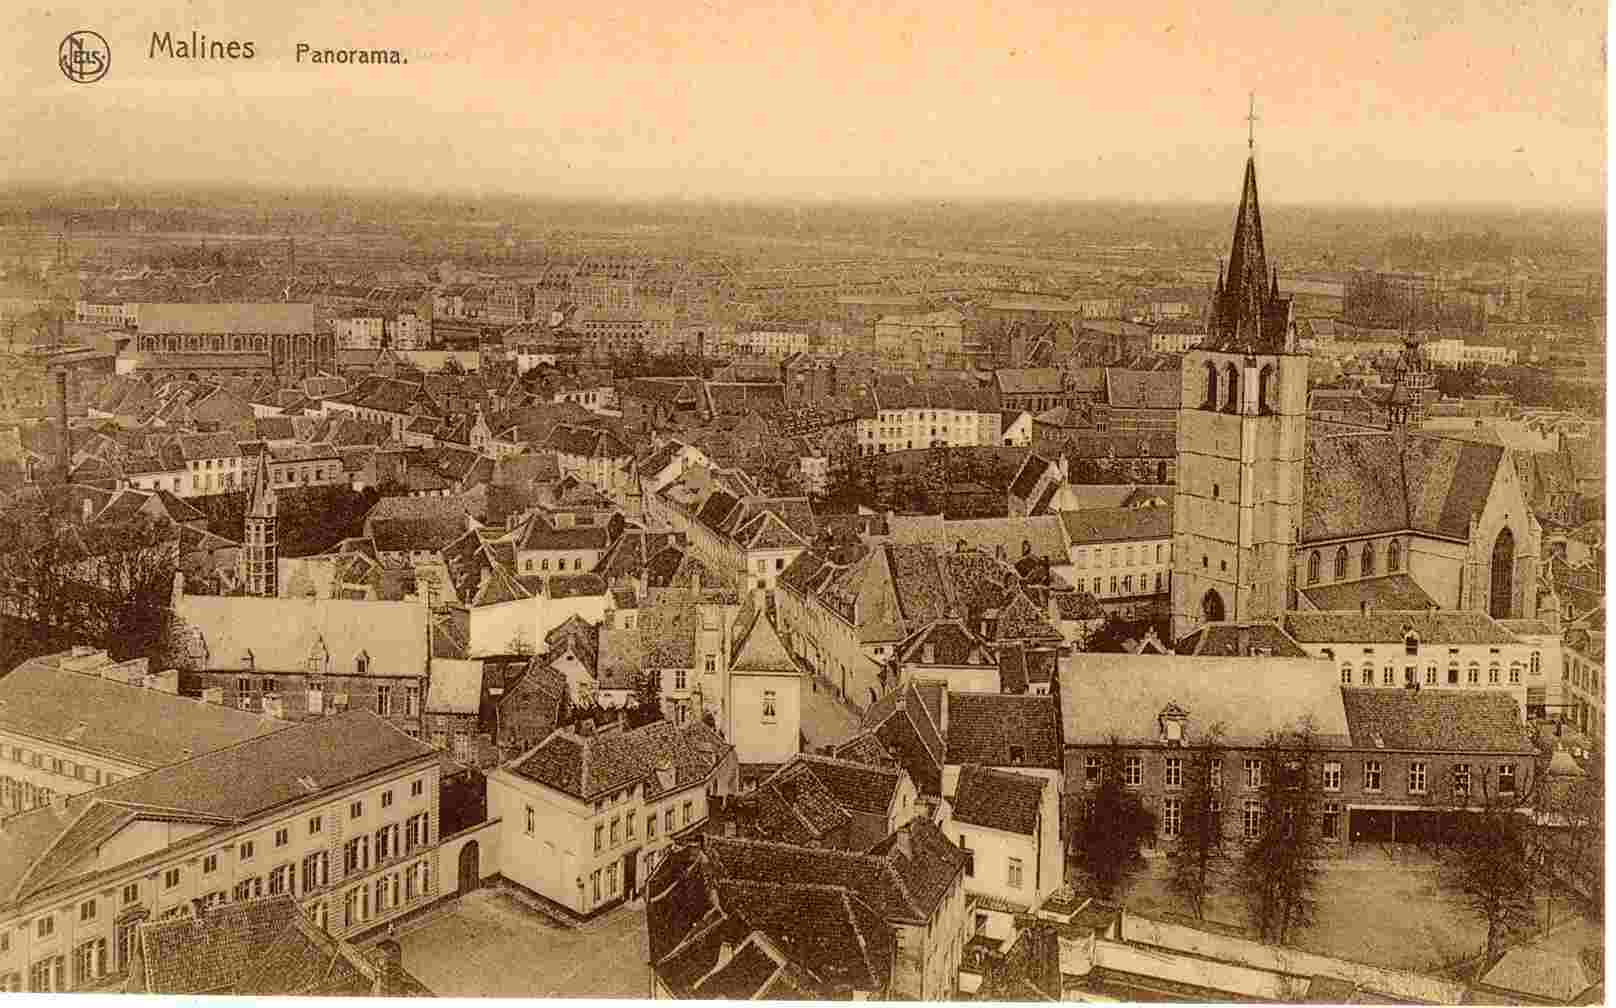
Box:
393 886 650 998
1113 842 1593 976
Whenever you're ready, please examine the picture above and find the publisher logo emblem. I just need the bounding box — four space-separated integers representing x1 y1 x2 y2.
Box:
60 31 110 83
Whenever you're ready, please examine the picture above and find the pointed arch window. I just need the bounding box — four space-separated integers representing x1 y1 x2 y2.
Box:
1361 543 1376 577
1306 551 1320 584
1222 364 1240 414
1387 538 1402 572
1257 365 1275 415
355 651 370 677
1203 362 1219 410
1334 547 1348 580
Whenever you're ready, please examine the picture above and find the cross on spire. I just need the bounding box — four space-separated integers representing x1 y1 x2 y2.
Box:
1246 92 1259 151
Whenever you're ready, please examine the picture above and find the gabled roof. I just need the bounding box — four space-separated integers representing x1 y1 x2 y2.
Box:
0 712 433 904
1340 688 1533 753
945 691 1062 770
1285 610 1521 645
953 764 1046 835
1299 572 1438 613
1059 506 1173 544
1302 431 1507 543
0 653 283 769
506 718 730 801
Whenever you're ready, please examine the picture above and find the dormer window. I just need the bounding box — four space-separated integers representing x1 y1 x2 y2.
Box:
356 651 370 676
1403 630 1419 656
1159 702 1189 745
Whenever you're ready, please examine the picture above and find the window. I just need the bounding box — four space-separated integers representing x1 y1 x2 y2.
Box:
233 876 262 901
1383 666 1395 686
1209 760 1222 791
1164 757 1182 789
1243 759 1263 789
590 870 601 903
1488 665 1500 685
411 778 424 798
121 883 138 905
309 815 323 835
1007 857 1024 889
704 654 716 674
1452 764 1470 799
301 851 329 892
163 868 181 889
665 809 675 833
1362 666 1374 686
1334 546 1348 579
344 836 369 874
350 801 363 819
682 801 693 826
376 685 390 716
626 814 635 839
673 669 687 691
1163 797 1182 837
1508 664 1521 685
647 814 657 838
382 789 394 810
274 827 289 848
1498 763 1516 795
1322 762 1341 791
594 824 604 853
610 818 620 846
1242 799 1263 840
1123 755 1142 787
1467 664 1480 685
1448 664 1460 685
1531 652 1542 678
762 690 777 724
203 853 218 874
1341 667 1353 685
1408 761 1427 794
78 899 95 922
73 937 109 984
525 805 535 835
1361 542 1376 576
269 864 290 895
1364 760 1382 792
239 840 254 861
1387 538 1402 572
30 955 64 992
1084 755 1101 786
1307 551 1320 583
1322 801 1341 841
1425 665 1437 685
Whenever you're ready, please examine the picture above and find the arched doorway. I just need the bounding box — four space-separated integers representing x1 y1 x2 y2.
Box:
1490 529 1515 619
1201 590 1226 623
457 840 480 894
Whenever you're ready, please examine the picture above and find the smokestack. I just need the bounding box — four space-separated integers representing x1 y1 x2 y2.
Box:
56 369 70 484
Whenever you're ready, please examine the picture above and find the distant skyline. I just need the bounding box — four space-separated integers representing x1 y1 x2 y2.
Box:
3 0 1606 207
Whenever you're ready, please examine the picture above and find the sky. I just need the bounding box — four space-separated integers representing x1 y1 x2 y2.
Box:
1 0 1606 205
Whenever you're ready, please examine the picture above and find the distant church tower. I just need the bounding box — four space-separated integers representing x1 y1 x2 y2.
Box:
242 450 278 597
1170 135 1309 641
1387 285 1435 428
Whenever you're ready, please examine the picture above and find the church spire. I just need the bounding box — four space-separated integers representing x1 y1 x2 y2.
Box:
1206 113 1292 354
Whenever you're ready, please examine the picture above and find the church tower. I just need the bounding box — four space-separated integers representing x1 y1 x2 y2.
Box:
242 450 278 597
1170 141 1309 641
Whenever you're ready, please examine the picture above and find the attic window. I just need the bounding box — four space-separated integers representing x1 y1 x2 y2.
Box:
356 651 370 676
1008 744 1025 765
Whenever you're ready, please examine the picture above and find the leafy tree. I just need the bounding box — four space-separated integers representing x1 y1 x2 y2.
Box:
626 670 664 729
1236 719 1325 943
1438 765 1540 970
1073 740 1157 899
1168 725 1230 920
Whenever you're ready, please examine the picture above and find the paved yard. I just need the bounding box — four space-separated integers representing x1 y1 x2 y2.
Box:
798 671 864 750
394 887 649 998
1112 843 1588 975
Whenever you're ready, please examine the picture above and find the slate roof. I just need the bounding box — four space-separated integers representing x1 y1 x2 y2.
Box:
364 496 473 553
1302 432 1506 543
424 658 484 715
952 764 1046 836
1104 369 1179 409
1059 506 1173 544
0 654 283 768
882 513 1068 561
172 595 428 678
507 718 730 801
1285 610 1521 645
1299 573 1439 613
1339 688 1533 753
728 606 800 675
945 692 1063 770
1059 653 1351 747
0 712 433 904
137 303 315 335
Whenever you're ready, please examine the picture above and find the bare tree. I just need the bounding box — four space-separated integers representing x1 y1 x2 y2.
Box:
1236 719 1324 944
1169 723 1229 920
1073 739 1157 900
1438 764 1539 970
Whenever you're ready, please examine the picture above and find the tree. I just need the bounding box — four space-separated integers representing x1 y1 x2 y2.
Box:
1236 719 1325 943
1073 740 1157 899
1169 725 1230 920
626 670 664 729
1438 765 1539 970
0 502 180 661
